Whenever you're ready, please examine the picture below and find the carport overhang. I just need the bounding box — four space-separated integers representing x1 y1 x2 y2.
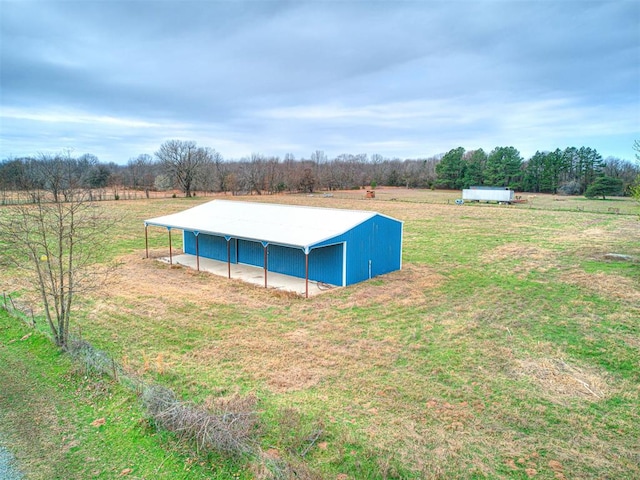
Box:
144 222 344 298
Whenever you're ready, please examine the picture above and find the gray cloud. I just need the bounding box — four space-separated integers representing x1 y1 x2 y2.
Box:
1 1 638 162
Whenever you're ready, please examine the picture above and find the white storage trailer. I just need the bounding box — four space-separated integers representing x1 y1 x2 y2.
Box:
462 187 515 204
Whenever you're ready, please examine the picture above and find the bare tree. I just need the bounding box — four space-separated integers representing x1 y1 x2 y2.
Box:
370 153 386 186
208 150 229 193
189 147 216 194
299 166 316 193
238 153 267 195
0 155 115 349
0 157 32 204
603 156 640 194
156 140 212 197
310 150 326 170
30 151 82 202
281 154 299 192
126 154 156 195
263 156 283 194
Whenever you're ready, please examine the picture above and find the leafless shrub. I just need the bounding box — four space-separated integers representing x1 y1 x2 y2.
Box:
142 385 259 456
68 338 113 373
67 337 145 391
142 384 177 416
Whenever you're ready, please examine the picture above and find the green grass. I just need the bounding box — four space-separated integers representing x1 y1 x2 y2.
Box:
0 309 251 480
1 191 639 478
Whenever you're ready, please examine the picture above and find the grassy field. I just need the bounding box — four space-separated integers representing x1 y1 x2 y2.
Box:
1 189 639 479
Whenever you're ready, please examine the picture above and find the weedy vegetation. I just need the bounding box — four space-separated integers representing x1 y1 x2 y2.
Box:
1 189 638 479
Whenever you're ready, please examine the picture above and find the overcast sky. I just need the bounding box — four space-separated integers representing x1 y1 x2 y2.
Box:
1 0 638 164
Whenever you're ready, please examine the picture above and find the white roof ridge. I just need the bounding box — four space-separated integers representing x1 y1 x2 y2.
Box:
144 199 393 249
211 198 378 216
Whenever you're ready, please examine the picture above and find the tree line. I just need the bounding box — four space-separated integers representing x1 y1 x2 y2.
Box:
1 141 638 202
435 146 638 196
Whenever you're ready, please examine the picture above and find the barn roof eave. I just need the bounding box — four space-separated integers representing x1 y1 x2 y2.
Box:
145 221 320 251
143 200 400 251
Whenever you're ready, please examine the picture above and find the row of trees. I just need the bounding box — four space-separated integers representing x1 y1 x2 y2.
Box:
1 141 638 201
435 146 638 195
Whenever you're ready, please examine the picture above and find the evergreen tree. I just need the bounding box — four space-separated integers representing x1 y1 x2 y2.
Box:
576 147 604 194
461 149 486 188
541 149 569 193
484 147 523 188
584 176 623 199
522 151 546 192
435 147 466 189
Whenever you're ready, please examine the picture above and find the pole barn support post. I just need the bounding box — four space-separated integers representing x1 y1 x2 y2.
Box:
194 231 200 271
225 236 231 279
262 242 269 289
145 224 149 259
305 248 310 299
168 227 173 265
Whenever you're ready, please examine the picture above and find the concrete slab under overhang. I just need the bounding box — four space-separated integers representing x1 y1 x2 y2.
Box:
158 254 338 297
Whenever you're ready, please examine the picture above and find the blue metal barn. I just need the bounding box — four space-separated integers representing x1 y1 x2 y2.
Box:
144 200 403 294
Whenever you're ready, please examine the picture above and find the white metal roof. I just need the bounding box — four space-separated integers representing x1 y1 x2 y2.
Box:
145 200 380 250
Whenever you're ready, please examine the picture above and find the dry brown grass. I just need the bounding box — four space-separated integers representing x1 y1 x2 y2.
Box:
103 250 288 311
337 263 446 309
2 189 638 478
93 249 447 397
562 270 640 303
511 357 608 401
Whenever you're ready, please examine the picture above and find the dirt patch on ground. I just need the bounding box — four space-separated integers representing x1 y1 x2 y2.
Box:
339 263 445 309
512 357 608 401
562 270 640 304
101 251 291 311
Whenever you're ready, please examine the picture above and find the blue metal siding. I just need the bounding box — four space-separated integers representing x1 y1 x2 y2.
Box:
184 232 237 263
182 212 402 288
184 231 197 254
344 223 372 285
309 244 343 285
268 244 343 285
269 245 305 277
370 216 403 277
310 214 402 286
201 234 227 261
238 239 264 267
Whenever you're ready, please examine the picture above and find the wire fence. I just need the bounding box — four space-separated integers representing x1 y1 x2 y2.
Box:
0 188 223 206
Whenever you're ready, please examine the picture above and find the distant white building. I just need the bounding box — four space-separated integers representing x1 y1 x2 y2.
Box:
462 187 515 204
